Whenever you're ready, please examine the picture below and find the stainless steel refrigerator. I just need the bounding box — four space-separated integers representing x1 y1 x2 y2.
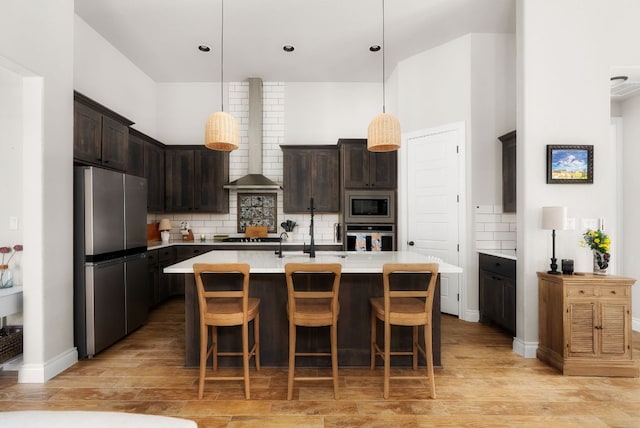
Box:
73 166 148 358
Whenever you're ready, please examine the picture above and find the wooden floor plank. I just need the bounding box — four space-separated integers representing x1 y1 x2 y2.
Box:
1 296 639 427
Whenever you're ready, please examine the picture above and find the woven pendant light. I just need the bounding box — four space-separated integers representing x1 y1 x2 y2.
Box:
367 0 400 152
204 0 239 151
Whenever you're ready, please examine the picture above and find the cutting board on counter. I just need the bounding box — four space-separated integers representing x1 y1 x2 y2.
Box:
245 226 268 238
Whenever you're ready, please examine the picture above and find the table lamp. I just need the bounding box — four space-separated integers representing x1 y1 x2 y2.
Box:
159 218 172 244
541 206 567 274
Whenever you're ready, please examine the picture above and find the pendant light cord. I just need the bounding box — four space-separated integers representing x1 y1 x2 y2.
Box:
220 0 225 112
381 0 386 114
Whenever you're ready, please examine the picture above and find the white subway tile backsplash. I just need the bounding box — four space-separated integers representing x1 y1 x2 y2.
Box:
475 204 517 253
475 214 502 223
484 223 510 232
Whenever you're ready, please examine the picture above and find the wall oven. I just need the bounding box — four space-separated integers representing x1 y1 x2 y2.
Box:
344 190 395 224
345 224 395 251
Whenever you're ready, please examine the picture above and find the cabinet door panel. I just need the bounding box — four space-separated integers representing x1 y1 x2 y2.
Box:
283 149 312 212
600 303 627 355
342 142 369 188
165 149 195 212
127 134 145 177
312 148 340 212
567 302 596 356
101 115 129 171
195 149 229 213
74 101 102 164
145 142 165 212
369 151 397 189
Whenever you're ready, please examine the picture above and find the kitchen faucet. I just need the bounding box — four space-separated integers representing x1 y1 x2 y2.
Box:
275 231 288 258
303 197 316 258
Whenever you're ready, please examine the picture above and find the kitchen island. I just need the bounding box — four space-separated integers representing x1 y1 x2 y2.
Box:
164 250 463 368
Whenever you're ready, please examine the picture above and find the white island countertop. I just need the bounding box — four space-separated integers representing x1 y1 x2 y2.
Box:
164 250 463 274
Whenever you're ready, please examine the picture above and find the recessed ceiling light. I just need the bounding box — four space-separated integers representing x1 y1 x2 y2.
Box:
198 45 211 52
283 45 295 52
369 45 381 52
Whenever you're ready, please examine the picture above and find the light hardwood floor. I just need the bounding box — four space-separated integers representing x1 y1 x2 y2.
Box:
1 296 639 427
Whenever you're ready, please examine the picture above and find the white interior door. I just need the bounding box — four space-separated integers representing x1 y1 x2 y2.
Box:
406 125 463 316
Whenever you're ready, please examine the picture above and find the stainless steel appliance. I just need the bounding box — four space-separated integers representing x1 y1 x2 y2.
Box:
344 190 395 224
345 224 395 251
73 167 148 358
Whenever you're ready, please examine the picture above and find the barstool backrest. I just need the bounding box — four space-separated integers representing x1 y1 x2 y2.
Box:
382 263 439 320
193 263 251 322
284 263 342 321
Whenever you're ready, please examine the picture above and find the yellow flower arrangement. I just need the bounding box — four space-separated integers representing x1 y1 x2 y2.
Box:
581 229 611 270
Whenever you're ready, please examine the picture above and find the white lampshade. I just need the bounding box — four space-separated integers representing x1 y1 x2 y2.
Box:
541 206 567 230
205 111 239 151
158 218 172 231
367 112 401 152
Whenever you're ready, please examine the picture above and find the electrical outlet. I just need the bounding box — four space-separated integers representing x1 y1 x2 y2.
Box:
9 216 18 230
566 218 576 230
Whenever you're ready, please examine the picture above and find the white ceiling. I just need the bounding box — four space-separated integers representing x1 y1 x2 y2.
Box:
74 0 516 83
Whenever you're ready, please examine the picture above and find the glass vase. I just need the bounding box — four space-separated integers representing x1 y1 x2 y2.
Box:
0 264 13 288
593 251 609 275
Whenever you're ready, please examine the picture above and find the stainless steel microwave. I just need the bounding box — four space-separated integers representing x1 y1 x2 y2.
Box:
344 190 395 223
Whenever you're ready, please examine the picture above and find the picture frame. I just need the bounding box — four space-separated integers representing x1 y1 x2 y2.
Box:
546 145 593 184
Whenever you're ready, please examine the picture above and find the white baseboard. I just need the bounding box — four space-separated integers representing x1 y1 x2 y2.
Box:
18 347 78 383
461 309 480 323
633 316 640 332
513 337 537 358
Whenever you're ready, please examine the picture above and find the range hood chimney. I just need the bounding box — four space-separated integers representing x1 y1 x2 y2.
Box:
224 78 281 190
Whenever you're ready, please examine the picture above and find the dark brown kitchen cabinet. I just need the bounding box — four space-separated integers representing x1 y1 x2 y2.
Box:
74 92 133 172
165 146 229 213
499 131 516 213
127 131 145 177
144 138 165 213
479 253 516 336
128 128 165 212
281 145 340 213
339 139 397 189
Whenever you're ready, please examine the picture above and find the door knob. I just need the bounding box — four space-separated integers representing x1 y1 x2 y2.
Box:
408 241 415 246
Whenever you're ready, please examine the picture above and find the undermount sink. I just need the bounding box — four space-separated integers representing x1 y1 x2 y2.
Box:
278 251 348 258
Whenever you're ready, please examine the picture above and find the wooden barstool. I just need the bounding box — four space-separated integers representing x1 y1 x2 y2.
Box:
193 263 260 399
284 263 342 400
370 263 438 399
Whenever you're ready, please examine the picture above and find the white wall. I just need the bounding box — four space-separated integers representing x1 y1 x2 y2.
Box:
394 33 516 320
74 16 157 137
285 82 380 145
0 66 24 254
620 95 640 327
0 0 76 381
517 0 619 355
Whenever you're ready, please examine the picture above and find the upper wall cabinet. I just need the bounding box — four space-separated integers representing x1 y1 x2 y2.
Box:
498 131 516 213
281 145 340 213
129 128 165 213
165 146 229 213
339 139 397 189
74 92 134 172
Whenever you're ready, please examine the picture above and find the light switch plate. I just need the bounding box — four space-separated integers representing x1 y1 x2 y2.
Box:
9 216 18 230
566 218 576 230
582 218 598 231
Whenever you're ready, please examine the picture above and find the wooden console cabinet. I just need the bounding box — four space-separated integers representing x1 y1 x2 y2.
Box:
537 272 638 377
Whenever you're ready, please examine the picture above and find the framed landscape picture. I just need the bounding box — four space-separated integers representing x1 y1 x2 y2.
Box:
546 145 593 184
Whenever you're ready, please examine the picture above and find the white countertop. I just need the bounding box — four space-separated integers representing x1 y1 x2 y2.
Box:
147 240 340 251
478 250 517 261
163 250 463 274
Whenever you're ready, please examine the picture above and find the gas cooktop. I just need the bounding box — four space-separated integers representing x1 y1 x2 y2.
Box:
222 237 283 243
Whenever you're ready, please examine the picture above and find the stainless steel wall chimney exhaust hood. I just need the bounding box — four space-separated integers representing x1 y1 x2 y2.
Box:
224 77 282 190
